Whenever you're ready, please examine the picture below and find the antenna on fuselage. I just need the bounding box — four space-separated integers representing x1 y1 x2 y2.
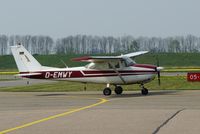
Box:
60 59 68 68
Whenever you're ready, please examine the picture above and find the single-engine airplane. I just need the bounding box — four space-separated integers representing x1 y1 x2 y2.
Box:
11 44 163 96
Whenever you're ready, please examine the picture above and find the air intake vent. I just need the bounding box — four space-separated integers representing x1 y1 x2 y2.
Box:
19 52 24 55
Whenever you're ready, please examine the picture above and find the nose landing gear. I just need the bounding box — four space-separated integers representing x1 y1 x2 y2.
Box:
140 84 149 95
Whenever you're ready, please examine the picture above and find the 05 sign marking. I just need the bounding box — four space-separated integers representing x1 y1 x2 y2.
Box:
187 73 200 81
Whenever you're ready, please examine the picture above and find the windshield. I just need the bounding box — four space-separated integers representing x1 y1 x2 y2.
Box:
121 57 135 67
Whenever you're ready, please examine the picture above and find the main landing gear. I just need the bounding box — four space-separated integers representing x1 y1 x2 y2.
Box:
114 86 123 95
140 84 149 95
102 84 149 96
103 88 112 96
103 84 123 96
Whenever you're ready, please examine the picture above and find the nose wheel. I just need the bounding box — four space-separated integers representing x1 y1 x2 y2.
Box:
141 88 148 95
140 84 149 95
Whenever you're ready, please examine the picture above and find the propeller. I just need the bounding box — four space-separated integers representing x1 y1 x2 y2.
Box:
155 56 161 86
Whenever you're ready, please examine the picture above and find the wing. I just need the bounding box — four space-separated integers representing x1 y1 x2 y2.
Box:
72 51 149 62
72 56 122 62
118 51 148 58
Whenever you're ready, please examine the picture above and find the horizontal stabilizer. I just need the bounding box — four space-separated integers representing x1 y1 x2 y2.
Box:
15 73 42 77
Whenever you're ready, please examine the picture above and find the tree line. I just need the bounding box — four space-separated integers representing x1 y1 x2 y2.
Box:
0 34 200 55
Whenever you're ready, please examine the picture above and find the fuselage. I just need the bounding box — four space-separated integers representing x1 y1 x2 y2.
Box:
20 64 157 85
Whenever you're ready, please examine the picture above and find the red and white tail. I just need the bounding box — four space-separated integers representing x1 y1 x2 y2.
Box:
11 44 42 73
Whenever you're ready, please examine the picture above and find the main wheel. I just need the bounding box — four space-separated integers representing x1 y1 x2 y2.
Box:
114 86 123 95
103 88 112 96
141 88 148 95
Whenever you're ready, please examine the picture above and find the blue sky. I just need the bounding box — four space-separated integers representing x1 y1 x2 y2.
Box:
0 0 200 38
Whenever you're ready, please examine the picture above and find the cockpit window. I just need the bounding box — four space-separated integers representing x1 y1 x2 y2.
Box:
115 62 120 68
108 63 112 69
108 62 120 69
120 60 128 67
86 62 110 69
85 58 135 69
85 63 95 69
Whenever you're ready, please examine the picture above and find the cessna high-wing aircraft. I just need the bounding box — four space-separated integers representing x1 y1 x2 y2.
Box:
11 44 163 96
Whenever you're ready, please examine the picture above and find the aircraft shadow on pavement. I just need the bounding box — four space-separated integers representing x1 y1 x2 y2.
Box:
36 93 68 96
109 90 181 98
36 90 181 98
36 93 103 97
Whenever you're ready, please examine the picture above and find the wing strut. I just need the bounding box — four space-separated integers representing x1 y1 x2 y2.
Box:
108 63 126 84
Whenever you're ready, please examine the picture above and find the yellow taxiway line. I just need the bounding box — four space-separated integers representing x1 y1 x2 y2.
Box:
0 97 108 134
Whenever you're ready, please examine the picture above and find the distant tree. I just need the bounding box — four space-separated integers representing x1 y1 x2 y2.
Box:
1 34 200 55
169 40 180 52
0 35 8 55
130 40 139 52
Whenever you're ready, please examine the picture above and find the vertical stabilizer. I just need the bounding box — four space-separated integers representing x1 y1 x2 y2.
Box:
11 44 42 72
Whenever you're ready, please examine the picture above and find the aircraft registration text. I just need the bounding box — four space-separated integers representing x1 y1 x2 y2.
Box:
45 71 73 79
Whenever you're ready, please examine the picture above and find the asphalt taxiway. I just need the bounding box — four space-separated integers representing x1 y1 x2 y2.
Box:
0 91 200 134
0 79 56 87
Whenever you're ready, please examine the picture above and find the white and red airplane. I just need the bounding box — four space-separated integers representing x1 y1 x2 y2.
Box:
11 44 163 96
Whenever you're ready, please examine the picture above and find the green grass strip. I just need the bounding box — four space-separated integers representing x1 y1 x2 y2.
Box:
0 76 199 92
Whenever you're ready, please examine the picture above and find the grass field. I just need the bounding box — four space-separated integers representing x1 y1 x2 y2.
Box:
0 76 199 92
1 53 200 72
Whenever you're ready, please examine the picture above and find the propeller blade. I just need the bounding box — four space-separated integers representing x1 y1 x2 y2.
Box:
158 71 161 86
155 56 161 86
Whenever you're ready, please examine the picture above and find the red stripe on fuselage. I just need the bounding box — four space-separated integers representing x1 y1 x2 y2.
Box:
19 70 156 79
82 70 155 74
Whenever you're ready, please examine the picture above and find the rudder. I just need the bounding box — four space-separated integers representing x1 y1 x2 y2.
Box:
11 44 42 73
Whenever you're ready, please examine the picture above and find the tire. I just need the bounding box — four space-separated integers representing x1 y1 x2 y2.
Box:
141 88 148 95
114 86 123 95
103 88 112 96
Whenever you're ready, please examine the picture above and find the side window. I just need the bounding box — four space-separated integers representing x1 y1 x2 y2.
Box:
108 63 112 69
108 62 120 69
121 60 128 67
115 62 120 68
85 63 95 69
